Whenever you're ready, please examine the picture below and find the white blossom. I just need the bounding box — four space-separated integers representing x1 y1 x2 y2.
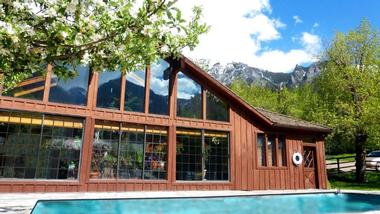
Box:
61 31 69 39
81 51 91 65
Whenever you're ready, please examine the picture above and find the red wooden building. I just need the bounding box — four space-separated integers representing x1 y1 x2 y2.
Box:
0 57 330 192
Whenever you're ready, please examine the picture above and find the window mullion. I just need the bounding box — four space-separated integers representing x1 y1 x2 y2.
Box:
201 129 205 181
116 123 122 179
142 125 147 179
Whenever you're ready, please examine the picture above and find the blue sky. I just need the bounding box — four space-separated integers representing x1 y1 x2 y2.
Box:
179 0 380 73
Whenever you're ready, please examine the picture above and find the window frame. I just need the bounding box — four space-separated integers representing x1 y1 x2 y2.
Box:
256 132 288 169
175 127 231 182
90 121 168 181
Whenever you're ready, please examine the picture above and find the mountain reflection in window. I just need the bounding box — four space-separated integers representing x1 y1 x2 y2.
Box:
3 71 45 100
49 65 90 106
96 71 121 109
149 60 170 115
125 70 146 112
206 91 229 122
176 72 202 119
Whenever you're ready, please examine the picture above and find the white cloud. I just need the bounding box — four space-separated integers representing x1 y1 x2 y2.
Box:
300 32 322 55
292 15 303 24
177 1 321 73
313 22 319 28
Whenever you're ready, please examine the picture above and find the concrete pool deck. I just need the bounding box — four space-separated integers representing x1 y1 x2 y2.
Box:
0 189 379 214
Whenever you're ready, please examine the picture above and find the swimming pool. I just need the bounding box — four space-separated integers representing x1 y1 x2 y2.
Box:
32 193 380 214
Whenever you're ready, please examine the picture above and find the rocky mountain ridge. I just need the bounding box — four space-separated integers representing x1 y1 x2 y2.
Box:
207 62 321 89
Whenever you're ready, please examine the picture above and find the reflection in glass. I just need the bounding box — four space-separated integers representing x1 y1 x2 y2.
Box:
257 133 266 166
278 135 287 166
90 122 167 180
118 124 145 179
176 72 202 119
176 129 203 181
206 91 229 122
91 121 119 179
36 115 83 179
49 65 90 105
96 71 122 109
267 135 276 166
149 60 170 115
0 110 84 180
3 71 45 100
125 70 146 112
204 131 229 181
144 126 167 180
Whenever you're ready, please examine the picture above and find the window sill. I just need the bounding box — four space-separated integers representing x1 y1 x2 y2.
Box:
88 179 169 183
257 166 288 170
0 179 81 184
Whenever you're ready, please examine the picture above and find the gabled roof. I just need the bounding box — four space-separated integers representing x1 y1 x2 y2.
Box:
181 56 331 134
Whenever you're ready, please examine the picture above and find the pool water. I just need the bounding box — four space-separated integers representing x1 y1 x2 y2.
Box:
32 193 380 214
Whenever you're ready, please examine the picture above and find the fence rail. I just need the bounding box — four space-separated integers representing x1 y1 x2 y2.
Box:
326 155 379 174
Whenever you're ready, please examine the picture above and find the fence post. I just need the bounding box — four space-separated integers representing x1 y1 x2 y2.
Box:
337 158 340 173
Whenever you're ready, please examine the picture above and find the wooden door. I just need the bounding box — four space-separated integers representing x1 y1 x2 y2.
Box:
303 146 318 189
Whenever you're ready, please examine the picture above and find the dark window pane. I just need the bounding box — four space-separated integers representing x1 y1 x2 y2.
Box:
96 71 122 109
149 60 170 115
176 128 203 181
0 110 83 180
118 124 144 179
176 72 202 119
36 115 83 179
278 136 287 166
91 121 119 179
257 133 266 166
3 71 44 100
125 70 146 112
144 126 167 180
267 135 276 166
204 131 229 181
206 91 229 122
49 65 90 105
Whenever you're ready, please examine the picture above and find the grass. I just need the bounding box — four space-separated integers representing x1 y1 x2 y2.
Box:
328 171 380 191
326 153 355 162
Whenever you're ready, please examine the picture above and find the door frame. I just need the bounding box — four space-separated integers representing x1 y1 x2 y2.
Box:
302 143 319 189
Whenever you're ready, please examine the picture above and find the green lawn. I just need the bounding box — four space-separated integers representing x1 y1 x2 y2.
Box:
326 153 355 162
328 171 380 191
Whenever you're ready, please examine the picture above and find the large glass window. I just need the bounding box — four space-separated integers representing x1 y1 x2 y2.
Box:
204 131 229 180
267 135 276 166
149 60 170 115
176 128 229 181
3 71 45 101
92 121 119 179
125 70 146 112
206 91 229 122
144 126 167 180
278 135 287 166
0 111 84 180
176 72 202 119
49 65 90 106
118 124 144 179
96 71 122 109
257 133 266 167
176 129 203 181
90 122 167 180
257 133 287 167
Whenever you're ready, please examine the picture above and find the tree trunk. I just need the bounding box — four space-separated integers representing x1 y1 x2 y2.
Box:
355 132 367 183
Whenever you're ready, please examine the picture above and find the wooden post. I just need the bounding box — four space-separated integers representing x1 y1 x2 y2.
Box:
144 66 151 114
87 71 99 110
337 158 340 173
119 74 126 112
42 64 52 103
202 87 207 120
79 117 95 191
